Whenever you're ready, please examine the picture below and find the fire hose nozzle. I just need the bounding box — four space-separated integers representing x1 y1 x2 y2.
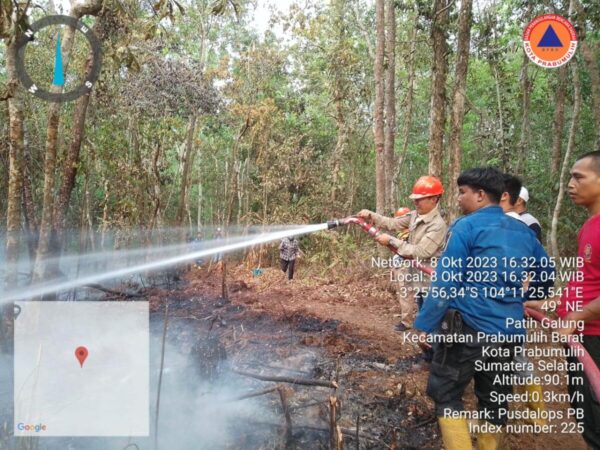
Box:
327 219 343 229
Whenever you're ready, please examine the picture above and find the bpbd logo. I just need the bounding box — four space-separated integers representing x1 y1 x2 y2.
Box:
17 422 47 432
523 14 577 68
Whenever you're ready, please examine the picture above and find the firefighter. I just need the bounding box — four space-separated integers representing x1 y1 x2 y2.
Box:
357 175 448 331
413 167 554 450
528 150 600 449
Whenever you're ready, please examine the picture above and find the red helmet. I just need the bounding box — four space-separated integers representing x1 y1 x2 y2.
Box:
409 176 444 200
394 207 411 218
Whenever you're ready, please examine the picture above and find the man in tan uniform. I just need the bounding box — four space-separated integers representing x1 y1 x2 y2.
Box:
358 176 448 331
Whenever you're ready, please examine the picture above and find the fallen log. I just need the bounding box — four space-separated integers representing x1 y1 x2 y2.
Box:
233 369 338 389
83 283 143 298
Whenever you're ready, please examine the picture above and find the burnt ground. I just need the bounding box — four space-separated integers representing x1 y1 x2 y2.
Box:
0 260 589 450
144 262 589 450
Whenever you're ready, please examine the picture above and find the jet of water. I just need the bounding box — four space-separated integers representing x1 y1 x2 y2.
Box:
1 224 328 303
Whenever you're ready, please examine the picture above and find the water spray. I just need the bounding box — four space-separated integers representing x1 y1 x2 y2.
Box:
2 224 328 302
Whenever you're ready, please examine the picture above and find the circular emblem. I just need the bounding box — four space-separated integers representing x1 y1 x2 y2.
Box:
523 14 577 68
15 15 102 102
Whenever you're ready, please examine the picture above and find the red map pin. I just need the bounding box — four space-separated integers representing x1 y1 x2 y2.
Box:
75 346 89 368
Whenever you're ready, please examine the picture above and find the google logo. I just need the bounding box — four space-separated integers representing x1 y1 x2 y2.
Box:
17 423 47 432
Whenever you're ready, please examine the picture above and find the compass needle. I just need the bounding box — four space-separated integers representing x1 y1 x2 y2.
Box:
52 32 65 87
16 15 102 102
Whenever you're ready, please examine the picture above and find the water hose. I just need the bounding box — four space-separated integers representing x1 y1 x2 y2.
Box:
328 216 600 397
327 216 433 275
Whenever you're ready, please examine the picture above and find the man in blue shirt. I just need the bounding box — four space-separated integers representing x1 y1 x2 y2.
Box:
413 167 554 450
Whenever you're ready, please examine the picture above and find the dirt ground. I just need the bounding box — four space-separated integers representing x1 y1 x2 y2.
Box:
151 260 589 450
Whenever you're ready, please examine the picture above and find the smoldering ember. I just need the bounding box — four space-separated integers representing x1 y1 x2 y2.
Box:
1 0 599 450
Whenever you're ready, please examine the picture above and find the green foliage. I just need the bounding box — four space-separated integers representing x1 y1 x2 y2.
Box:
1 0 597 261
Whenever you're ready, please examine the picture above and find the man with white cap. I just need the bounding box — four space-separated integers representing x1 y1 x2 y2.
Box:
514 186 542 241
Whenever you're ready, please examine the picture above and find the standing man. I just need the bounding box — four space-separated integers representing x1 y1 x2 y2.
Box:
279 236 299 280
414 167 553 450
514 186 542 241
357 176 448 331
529 151 600 449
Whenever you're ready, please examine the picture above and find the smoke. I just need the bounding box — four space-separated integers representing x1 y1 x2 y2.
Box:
0 324 279 449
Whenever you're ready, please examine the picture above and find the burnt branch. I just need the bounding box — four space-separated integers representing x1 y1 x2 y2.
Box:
233 369 339 389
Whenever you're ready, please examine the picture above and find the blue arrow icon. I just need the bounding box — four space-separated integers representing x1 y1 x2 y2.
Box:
52 32 65 86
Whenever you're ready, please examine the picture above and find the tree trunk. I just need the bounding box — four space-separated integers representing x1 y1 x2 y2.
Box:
150 143 163 234
550 66 567 176
573 0 600 141
33 1 102 283
54 55 94 248
176 115 198 226
100 180 110 250
5 24 25 288
550 62 581 258
427 0 450 178
383 0 396 213
394 12 418 195
374 0 386 214
330 0 349 208
492 63 509 171
446 0 472 222
22 138 38 272
226 119 249 225
517 4 533 177
517 56 531 176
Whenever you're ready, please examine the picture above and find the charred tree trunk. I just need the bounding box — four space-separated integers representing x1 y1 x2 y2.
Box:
447 0 472 222
427 0 450 178
383 0 396 213
374 0 386 214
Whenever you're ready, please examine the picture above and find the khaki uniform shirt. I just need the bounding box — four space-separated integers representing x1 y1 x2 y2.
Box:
370 207 448 291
